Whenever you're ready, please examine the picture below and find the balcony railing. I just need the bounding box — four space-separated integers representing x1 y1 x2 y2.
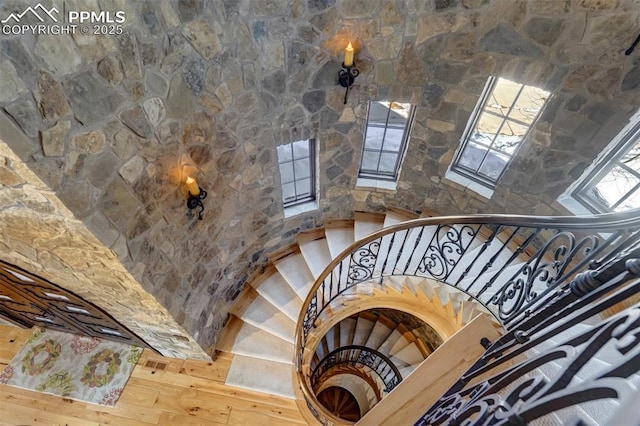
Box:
294 210 640 425
311 345 402 395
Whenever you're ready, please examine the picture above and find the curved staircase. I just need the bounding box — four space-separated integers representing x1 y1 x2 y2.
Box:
218 209 489 400
218 208 640 425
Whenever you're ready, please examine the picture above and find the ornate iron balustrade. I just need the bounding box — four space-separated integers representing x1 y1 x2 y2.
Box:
311 345 402 394
417 247 640 425
294 211 640 424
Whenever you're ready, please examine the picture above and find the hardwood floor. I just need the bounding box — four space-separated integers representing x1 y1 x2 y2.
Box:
0 325 307 425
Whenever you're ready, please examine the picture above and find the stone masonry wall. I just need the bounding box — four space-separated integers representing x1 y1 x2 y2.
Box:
0 128 208 359
0 0 639 353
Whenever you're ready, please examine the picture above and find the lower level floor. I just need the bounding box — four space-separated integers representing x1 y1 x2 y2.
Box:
0 325 306 425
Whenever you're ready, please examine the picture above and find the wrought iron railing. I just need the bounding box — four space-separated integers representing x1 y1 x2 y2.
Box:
417 245 640 425
311 345 402 394
294 211 640 424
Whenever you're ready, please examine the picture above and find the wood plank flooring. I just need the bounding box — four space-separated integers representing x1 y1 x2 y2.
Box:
0 325 307 425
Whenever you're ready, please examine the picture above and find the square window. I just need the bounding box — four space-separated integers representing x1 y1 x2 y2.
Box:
277 139 316 208
451 76 550 188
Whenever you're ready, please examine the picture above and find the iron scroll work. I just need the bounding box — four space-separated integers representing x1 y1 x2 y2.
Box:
417 255 640 426
311 345 403 394
301 216 640 344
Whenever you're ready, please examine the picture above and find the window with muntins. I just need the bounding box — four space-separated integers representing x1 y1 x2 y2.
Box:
451 76 550 188
573 118 640 213
359 101 415 181
277 139 316 207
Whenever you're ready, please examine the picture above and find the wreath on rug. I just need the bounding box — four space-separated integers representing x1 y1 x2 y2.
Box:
21 339 61 376
80 349 122 388
36 371 74 396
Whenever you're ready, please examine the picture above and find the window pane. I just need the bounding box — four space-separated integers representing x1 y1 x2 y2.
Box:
592 165 640 209
458 141 488 172
292 140 310 159
621 140 640 170
294 158 310 179
277 144 292 163
279 162 294 183
368 102 389 125
615 188 640 211
387 102 411 126
295 178 311 197
383 128 404 151
378 152 398 173
478 150 509 181
489 78 519 116
476 112 504 137
361 151 381 172
511 84 549 125
282 182 296 201
365 126 385 150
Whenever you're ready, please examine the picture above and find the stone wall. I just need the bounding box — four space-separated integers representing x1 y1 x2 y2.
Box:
0 128 208 359
0 0 639 352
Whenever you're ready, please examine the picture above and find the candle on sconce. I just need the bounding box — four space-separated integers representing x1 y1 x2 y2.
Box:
185 176 200 197
344 42 354 67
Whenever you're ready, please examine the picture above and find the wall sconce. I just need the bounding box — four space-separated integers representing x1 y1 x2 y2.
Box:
184 176 207 220
338 42 359 104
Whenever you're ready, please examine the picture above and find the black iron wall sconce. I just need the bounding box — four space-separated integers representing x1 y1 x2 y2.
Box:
338 42 359 104
185 176 207 220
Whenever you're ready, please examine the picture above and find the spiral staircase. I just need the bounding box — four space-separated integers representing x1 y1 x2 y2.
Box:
218 207 640 425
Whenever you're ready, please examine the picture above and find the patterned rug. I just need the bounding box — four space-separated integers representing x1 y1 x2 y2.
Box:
0 327 142 406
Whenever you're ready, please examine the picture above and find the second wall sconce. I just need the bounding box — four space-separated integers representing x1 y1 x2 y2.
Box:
338 42 359 104
185 176 207 220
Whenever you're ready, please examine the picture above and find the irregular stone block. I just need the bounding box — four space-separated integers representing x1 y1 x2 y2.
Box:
167 75 195 119
143 98 166 128
4 98 41 138
97 55 124 86
86 151 120 188
183 56 206 95
119 155 145 184
524 17 565 47
0 163 24 186
302 90 326 113
480 23 543 57
85 211 120 247
0 60 27 103
71 130 106 154
58 180 93 216
33 35 81 76
1 39 35 75
622 58 640 92
100 177 142 229
119 105 154 139
287 41 314 76
145 70 169 98
36 71 71 121
41 120 70 157
397 42 426 84
182 20 222 60
64 71 126 125
177 0 203 22
115 32 143 79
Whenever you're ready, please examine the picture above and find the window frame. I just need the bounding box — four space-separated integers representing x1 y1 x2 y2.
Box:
277 138 317 208
358 101 416 182
450 76 549 189
571 118 640 213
